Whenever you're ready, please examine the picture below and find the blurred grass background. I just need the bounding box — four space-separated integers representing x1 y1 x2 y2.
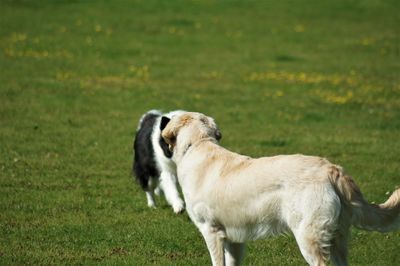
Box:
0 0 399 265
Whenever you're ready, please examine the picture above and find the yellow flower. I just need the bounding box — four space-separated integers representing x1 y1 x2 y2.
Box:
95 24 102 32
361 38 373 46
195 22 202 29
86 36 93 45
10 33 27 43
294 24 305 33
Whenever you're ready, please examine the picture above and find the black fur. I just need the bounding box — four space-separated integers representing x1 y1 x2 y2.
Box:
160 116 170 131
159 138 172 158
159 116 172 158
133 113 160 190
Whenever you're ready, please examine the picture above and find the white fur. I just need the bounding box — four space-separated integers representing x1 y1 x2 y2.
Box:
161 112 400 266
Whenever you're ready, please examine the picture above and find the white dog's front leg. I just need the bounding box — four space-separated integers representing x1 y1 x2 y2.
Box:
159 171 185 213
199 225 225 266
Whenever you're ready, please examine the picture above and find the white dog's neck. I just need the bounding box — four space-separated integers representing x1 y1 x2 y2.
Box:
173 136 218 163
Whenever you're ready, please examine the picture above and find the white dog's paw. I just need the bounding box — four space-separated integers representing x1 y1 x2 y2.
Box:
172 200 185 214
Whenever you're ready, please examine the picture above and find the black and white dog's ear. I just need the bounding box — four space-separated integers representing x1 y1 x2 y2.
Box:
159 137 173 158
160 116 174 156
160 116 171 131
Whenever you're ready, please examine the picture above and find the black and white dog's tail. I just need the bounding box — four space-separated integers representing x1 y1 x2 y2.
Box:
133 110 162 190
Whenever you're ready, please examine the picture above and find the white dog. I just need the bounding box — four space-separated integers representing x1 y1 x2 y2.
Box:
161 111 400 266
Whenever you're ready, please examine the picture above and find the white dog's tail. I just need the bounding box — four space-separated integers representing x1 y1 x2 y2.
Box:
328 165 400 232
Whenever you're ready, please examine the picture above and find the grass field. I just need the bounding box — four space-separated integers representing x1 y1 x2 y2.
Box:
1 0 399 265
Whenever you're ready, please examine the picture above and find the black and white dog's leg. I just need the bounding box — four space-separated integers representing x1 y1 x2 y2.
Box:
159 171 185 213
145 177 158 208
154 185 163 196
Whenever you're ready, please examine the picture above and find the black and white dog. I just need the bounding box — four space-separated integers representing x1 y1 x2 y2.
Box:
132 110 185 213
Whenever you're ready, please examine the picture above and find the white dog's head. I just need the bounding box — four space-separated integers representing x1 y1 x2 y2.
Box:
160 112 221 159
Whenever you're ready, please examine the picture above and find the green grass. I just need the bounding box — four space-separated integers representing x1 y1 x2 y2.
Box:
1 0 399 265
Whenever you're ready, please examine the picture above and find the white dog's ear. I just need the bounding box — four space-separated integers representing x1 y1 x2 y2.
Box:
160 116 170 131
162 113 193 151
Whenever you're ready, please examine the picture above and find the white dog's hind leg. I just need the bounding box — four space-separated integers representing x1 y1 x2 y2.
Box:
199 224 225 266
159 171 184 213
296 238 326 266
224 241 245 266
292 209 332 265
